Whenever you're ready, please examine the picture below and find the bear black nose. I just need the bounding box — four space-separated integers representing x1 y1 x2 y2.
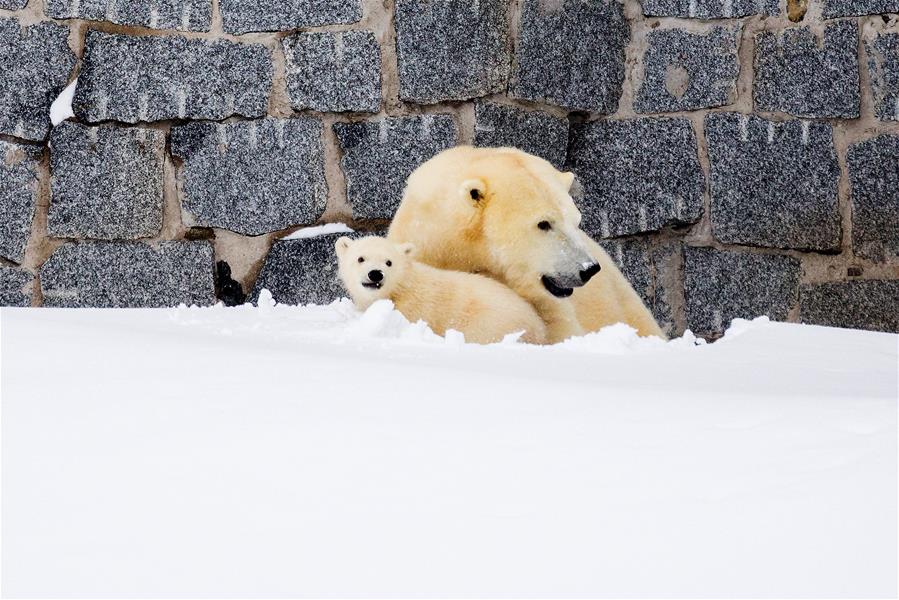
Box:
580 263 601 283
368 269 383 282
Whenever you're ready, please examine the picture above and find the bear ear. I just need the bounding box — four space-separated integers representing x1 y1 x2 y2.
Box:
399 243 415 256
335 236 352 256
559 171 576 191
460 178 487 205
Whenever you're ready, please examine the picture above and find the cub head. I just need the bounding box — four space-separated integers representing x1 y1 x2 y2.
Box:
335 236 414 309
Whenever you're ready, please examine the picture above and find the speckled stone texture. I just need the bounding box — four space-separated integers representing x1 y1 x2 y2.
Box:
566 117 704 238
171 118 328 236
866 33 899 122
220 0 362 34
0 0 27 8
0 19 76 141
73 31 272 124
685 247 800 336
473 102 569 168
705 113 841 251
847 134 899 262
45 0 212 31
48 122 165 240
250 233 360 306
822 0 899 17
282 31 381 114
754 21 859 119
395 0 510 104
641 0 778 17
635 26 741 114
0 140 41 264
800 280 899 333
334 115 457 220
510 0 628 113
40 242 215 308
0 267 32 307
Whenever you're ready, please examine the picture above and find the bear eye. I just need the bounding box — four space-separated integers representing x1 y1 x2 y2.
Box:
386 260 392 267
538 220 552 231
357 256 365 263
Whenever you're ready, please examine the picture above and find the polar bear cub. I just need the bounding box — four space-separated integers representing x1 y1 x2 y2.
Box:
336 236 547 345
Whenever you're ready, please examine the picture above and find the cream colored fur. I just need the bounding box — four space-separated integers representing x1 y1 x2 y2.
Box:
387 146 665 343
336 236 547 345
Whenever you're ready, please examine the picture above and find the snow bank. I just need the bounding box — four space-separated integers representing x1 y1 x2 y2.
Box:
282 222 354 240
49 79 77 126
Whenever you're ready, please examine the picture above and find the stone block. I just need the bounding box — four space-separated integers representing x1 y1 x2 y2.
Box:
705 113 841 251
800 280 899 333
822 0 899 17
635 26 741 113
0 140 41 263
282 31 380 113
249 233 358 306
0 0 27 8
866 32 899 122
685 247 800 336
395 0 510 103
847 134 899 261
640 0 778 18
220 0 362 34
510 0 628 113
0 19 76 141
754 21 860 119
566 117 704 238
45 0 212 31
473 102 569 168
334 115 457 220
48 122 165 240
0 266 32 307
73 31 271 124
40 241 215 308
171 118 327 236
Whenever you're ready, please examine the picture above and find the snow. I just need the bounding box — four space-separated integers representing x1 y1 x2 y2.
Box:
282 222 354 240
1 300 896 598
49 79 77 126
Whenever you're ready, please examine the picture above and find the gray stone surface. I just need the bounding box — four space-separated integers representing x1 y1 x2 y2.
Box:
685 247 800 336
822 0 899 17
73 31 272 124
171 118 328 236
0 18 76 141
282 31 380 113
334 115 457 220
635 26 741 114
800 280 899 333
0 0 27 8
510 0 628 113
40 242 215 308
0 267 32 307
754 21 860 119
45 0 212 31
473 102 569 169
48 122 165 240
395 0 510 104
847 134 899 261
566 117 704 238
640 0 778 17
220 0 362 34
705 113 841 251
866 32 899 123
250 233 359 306
0 140 41 263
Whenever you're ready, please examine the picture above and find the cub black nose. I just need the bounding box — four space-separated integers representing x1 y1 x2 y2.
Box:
368 269 383 282
580 263 601 283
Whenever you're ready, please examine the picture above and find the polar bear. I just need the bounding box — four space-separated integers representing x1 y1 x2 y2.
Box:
336 236 547 345
387 146 665 343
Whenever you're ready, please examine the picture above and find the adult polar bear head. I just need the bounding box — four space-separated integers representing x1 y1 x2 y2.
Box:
387 146 665 342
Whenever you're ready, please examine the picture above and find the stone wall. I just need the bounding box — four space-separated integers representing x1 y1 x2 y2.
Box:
1 0 897 336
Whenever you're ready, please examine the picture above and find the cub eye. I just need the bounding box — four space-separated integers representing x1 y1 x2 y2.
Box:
537 220 552 231
357 256 365 263
386 260 392 267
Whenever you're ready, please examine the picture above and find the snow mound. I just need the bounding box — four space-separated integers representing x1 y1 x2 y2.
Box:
50 79 77 126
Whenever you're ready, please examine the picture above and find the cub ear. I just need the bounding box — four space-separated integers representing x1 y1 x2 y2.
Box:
398 243 415 256
335 236 352 256
559 171 576 191
460 178 487 204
